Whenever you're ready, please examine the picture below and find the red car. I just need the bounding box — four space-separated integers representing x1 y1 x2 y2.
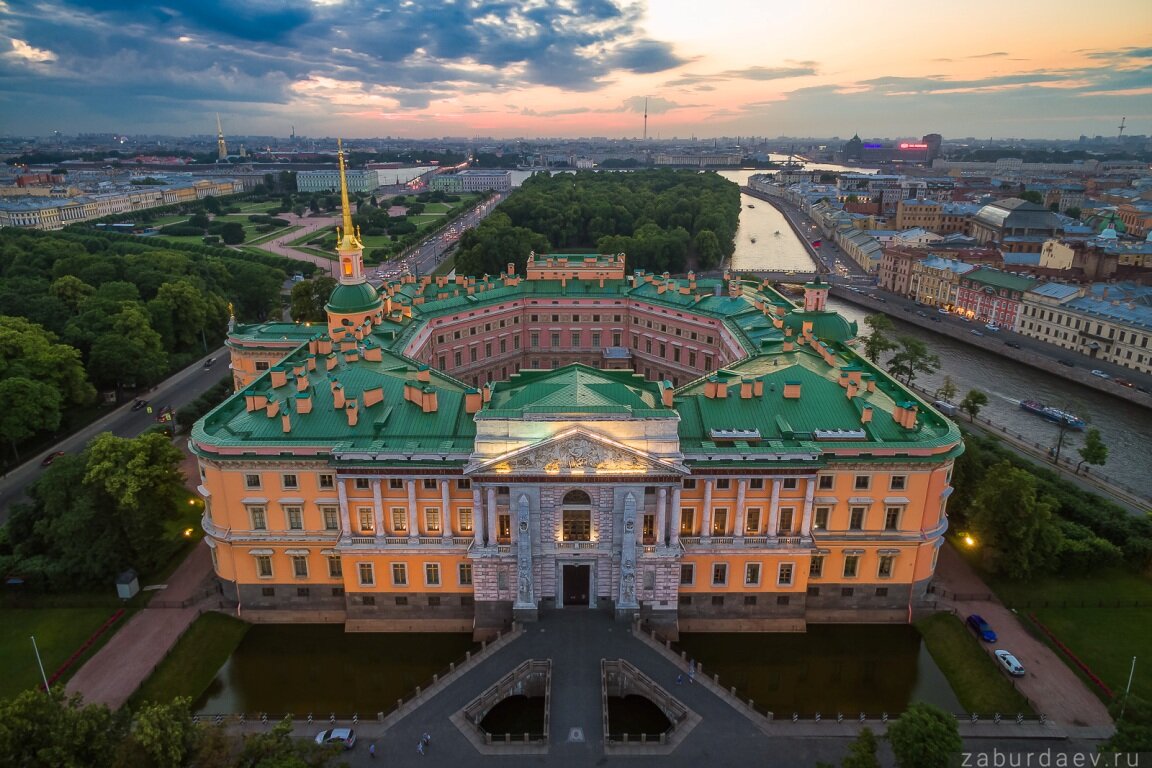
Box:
40 451 66 467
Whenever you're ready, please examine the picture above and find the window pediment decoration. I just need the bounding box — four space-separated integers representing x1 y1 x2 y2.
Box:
470 428 686 476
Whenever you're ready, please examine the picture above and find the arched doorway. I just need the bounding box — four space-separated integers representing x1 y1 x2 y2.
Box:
560 489 593 607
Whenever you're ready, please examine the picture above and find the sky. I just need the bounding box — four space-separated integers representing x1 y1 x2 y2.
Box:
0 0 1149 141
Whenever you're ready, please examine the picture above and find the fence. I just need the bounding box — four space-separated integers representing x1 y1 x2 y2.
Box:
461 658 550 746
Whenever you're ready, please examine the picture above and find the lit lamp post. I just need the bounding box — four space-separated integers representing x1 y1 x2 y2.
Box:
30 635 50 694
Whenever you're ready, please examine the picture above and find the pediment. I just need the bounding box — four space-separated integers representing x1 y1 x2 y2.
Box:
468 428 686 476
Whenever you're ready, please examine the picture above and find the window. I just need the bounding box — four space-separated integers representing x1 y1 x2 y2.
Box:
391 508 407 532
428 596 441 607
745 508 761 533
255 360 269 371
249 506 267 530
849 507 865 530
355 478 370 490
358 508 374 532
458 507 474 532
563 510 591 541
255 555 272 578
389 478 404 489
878 556 894 579
876 587 889 597
425 563 441 586
551 332 560 348
841 587 855 597
716 478 730 490
262 587 275 597
809 556 824 578
679 508 695 535
777 595 791 606
712 508 728 535
777 508 794 535
744 595 757 606
358 563 374 586
745 563 761 586
245 473 261 489
680 564 694 585
854 475 871 490
395 596 409 606
818 475 834 490
778 563 794 586
327 556 342 578
292 555 308 578
459 563 473 585
712 563 727 586
362 595 375 606
297 587 310 598
423 478 437 490
457 478 471 490
890 475 907 491
319 474 334 489
682 479 696 489
285 506 303 530
391 563 407 586
884 507 901 531
425 508 441 533
322 506 339 531
807 586 820 597
679 595 692 606
782 478 797 490
814 507 830 530
843 555 859 579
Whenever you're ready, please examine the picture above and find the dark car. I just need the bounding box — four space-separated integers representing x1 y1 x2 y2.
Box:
40 451 66 467
1004 341 1021 349
966 614 997 643
1058 359 1075 367
931 316 942 322
203 357 216 369
132 399 148 411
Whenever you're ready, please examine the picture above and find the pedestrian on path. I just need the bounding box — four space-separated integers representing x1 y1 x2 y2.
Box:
688 659 696 684
369 743 375 759
417 739 424 756
421 731 431 750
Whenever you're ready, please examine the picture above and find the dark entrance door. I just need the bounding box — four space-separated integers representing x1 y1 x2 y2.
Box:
562 564 590 607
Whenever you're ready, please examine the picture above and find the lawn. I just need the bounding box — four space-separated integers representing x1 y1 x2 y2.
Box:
0 608 124 699
916 612 1032 714
129 612 250 707
984 569 1152 704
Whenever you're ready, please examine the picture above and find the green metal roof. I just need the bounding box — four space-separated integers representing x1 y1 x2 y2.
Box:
483 364 669 417
963 268 1038 292
326 281 383 314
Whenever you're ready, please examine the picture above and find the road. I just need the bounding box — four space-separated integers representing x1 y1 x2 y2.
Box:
0 349 228 525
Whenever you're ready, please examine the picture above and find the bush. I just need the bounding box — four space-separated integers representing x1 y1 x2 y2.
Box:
158 224 204 236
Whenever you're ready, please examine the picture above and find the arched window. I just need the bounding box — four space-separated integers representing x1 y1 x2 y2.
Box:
562 489 592 541
563 489 591 505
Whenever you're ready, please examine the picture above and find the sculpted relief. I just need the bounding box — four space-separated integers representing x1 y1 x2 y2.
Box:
498 436 650 474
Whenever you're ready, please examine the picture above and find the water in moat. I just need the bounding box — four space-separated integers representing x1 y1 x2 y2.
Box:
194 625 476 715
477 695 546 736
677 625 963 716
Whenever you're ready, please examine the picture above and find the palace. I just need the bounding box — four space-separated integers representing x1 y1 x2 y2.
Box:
192 148 962 639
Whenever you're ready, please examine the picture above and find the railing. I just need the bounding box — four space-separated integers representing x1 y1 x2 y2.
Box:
461 659 551 746
601 659 687 747
555 541 598 550
678 535 812 548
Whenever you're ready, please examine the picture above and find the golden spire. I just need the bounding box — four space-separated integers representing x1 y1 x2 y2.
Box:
336 139 362 250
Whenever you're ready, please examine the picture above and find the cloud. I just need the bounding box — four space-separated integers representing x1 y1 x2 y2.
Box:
662 61 817 88
966 51 1008 59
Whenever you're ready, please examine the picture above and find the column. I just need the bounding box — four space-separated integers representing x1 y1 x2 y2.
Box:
700 479 713 542
655 487 668 547
440 479 453 541
472 487 485 548
337 480 351 533
371 479 384 538
801 478 815 537
407 479 419 542
768 478 781 539
486 487 498 547
734 478 747 543
669 487 682 548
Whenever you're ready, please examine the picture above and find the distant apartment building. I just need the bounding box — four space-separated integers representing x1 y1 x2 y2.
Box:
652 152 741 168
969 198 1063 254
955 268 1037 330
429 170 512 193
1021 282 1152 374
297 169 381 193
894 199 978 235
1116 202 1152 238
907 256 978 309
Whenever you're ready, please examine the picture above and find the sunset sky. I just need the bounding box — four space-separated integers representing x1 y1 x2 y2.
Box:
1 0 1149 140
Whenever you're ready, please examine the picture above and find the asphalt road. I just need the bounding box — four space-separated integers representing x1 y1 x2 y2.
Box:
0 348 229 525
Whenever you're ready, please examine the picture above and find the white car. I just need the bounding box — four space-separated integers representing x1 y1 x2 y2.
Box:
994 650 1026 677
315 728 356 749
1090 369 1110 379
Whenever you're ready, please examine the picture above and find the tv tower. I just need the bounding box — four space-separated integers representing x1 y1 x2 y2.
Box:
643 97 648 141
1118 116 1126 142
216 114 228 160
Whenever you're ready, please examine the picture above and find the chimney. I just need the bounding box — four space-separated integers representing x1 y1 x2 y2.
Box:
296 375 308 392
421 387 438 413
740 378 754 399
296 391 312 414
325 353 339 371
333 383 346 409
318 338 332 355
861 405 873 423
281 411 291 433
783 382 801 399
345 350 359 364
269 368 287 388
416 364 431 383
265 400 279 418
363 345 382 362
306 355 317 372
661 381 675 407
482 383 493 403
902 403 919 429
293 364 306 378
715 380 728 398
362 386 384 408
346 399 359 427
404 380 420 404
704 377 718 399
465 389 482 414
753 378 764 397
308 338 319 355
245 393 267 412
508 262 515 275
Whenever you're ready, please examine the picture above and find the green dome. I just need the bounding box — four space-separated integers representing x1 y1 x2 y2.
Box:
325 282 383 314
781 310 857 344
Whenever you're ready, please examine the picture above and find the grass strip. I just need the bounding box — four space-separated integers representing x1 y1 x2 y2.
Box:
916 612 1032 715
129 612 250 708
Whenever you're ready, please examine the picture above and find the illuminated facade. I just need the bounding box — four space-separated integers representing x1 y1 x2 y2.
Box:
193 151 963 638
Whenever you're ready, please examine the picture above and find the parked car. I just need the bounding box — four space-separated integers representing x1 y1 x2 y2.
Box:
937 308 950 315
995 650 1026 677
1113 377 1134 388
315 728 356 749
1004 341 1021 349
1090 369 1110 379
931 316 942 322
985 323 1000 332
970 329 984 337
1058 359 1075 367
131 399 149 411
40 451 66 467
966 614 997 643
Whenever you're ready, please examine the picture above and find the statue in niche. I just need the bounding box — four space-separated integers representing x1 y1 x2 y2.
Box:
622 572 635 602
518 564 531 601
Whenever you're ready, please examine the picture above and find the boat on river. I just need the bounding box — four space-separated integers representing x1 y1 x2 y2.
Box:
1019 400 1086 430
750 236 757 243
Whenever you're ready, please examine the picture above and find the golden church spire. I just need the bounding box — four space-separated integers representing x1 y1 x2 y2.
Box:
336 139 362 251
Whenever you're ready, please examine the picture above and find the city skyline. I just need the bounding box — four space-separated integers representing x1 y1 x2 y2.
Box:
0 0 1149 142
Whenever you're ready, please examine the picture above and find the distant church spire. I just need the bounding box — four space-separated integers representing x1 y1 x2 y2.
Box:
216 114 228 160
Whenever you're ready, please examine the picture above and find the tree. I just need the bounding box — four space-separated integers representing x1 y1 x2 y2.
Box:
0 315 95 406
886 336 940 388
289 276 338 323
861 313 897 363
218 222 245 245
1019 190 1044 205
202 195 222 215
958 389 989 421
842 726 881 768
1102 693 1152 752
967 461 1063 580
0 688 120 768
119 698 202 767
0 377 61 461
1065 206 1082 220
885 702 961 768
935 375 957 403
87 305 168 390
1076 428 1108 474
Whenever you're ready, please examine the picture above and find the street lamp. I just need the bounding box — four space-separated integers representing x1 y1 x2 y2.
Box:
30 635 50 694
